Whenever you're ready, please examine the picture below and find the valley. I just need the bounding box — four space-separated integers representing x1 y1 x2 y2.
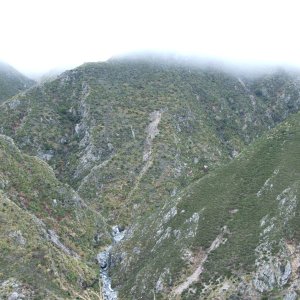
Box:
0 56 300 299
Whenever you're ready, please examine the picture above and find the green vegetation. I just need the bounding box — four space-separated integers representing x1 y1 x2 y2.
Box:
1 56 300 299
0 62 35 103
0 135 108 298
1 59 300 227
112 111 300 299
0 192 100 299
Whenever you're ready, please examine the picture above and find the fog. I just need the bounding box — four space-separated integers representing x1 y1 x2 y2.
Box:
1 0 300 77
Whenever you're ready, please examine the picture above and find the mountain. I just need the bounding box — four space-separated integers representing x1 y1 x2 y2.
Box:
0 62 35 103
111 110 300 299
0 55 300 299
1 58 300 226
0 134 109 299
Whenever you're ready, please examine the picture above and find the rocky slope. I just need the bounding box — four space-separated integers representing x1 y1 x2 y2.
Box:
1 56 300 299
0 62 35 103
0 135 109 299
111 109 300 300
1 58 300 227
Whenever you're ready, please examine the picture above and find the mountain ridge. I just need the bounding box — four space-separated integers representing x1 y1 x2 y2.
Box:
0 62 35 103
1 59 300 225
1 56 300 299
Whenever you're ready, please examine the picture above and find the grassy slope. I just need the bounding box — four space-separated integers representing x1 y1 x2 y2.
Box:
0 193 101 299
0 135 109 299
111 110 300 299
0 60 300 227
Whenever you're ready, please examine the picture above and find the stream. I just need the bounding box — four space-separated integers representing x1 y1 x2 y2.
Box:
97 226 126 300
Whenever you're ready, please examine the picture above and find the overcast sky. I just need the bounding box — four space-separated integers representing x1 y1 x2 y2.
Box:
1 0 300 75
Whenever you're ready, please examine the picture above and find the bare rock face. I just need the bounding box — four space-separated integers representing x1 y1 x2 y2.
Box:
253 187 297 293
253 260 292 292
143 110 162 162
0 278 34 300
8 230 26 246
284 290 298 300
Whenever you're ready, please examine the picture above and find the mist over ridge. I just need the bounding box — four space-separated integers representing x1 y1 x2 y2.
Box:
6 50 300 81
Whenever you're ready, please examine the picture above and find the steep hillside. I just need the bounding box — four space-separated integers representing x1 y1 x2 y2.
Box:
0 62 35 102
1 57 300 299
0 135 109 299
0 58 300 227
111 110 300 300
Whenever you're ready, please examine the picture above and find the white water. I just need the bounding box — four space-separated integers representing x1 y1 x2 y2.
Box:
97 226 126 300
